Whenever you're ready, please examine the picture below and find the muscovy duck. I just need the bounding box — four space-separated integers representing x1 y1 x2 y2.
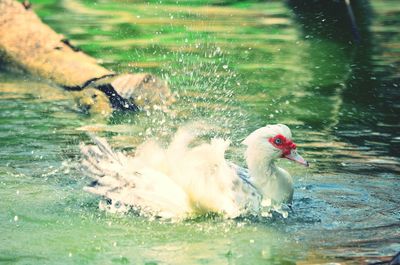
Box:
80 124 308 219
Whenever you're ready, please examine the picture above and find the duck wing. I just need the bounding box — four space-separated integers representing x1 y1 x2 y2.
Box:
228 162 259 189
80 135 191 219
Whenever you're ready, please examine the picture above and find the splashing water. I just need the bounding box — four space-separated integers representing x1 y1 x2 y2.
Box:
81 123 291 220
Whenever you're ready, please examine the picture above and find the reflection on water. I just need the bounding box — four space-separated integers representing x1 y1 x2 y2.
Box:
0 0 399 264
288 0 399 175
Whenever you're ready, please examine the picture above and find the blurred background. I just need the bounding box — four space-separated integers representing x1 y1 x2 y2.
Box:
0 0 399 264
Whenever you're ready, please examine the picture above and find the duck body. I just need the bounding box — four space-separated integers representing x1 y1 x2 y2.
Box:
81 124 308 219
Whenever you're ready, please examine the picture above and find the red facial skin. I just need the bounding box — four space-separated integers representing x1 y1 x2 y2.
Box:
268 134 297 157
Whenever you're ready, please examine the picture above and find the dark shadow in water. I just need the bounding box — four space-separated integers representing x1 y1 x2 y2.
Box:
287 0 372 44
287 0 399 174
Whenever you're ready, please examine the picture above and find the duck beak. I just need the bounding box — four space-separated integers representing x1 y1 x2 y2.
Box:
284 149 309 167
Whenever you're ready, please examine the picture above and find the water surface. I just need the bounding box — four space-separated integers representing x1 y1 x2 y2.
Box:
0 0 399 264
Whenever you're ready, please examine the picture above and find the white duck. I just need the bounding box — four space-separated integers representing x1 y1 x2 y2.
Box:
80 124 308 219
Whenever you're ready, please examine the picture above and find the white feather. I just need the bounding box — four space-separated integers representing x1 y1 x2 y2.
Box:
81 124 298 219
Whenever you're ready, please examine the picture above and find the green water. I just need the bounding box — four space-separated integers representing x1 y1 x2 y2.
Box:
1 0 399 264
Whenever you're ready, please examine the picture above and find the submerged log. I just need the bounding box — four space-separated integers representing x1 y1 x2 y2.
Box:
0 0 171 114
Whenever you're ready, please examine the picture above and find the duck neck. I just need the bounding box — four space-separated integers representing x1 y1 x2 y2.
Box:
246 150 276 196
249 161 275 192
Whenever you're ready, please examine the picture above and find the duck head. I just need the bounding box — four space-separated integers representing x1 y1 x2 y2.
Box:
243 124 309 167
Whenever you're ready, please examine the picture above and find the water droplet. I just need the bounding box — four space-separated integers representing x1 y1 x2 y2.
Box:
261 198 271 207
281 211 288 218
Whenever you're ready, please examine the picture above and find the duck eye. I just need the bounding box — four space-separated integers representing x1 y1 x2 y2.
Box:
274 138 282 145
